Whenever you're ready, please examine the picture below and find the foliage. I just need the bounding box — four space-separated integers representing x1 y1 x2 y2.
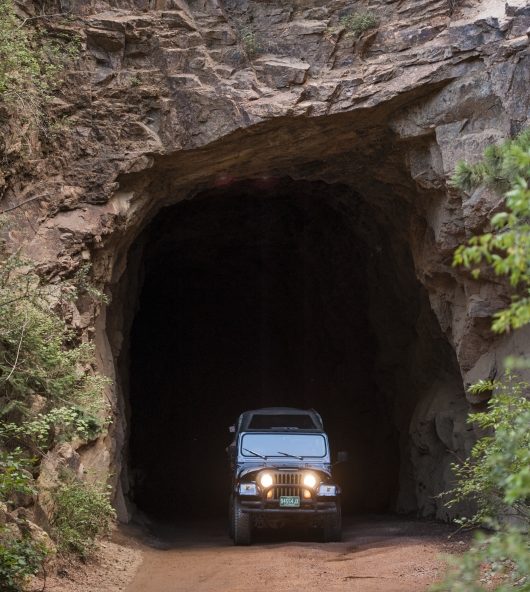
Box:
0 448 35 502
51 475 115 557
239 27 260 58
0 0 40 98
340 11 378 36
433 531 530 592
0 0 80 159
442 376 530 530
451 130 530 194
0 239 112 580
0 531 48 592
0 251 109 420
436 130 530 590
0 243 110 478
0 406 106 453
0 0 79 101
453 130 530 333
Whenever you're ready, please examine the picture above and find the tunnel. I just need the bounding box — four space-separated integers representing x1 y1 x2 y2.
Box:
114 176 466 522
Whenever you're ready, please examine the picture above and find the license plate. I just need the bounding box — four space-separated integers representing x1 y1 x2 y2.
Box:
279 496 300 508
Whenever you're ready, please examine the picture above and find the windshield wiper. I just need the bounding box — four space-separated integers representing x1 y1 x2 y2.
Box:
243 447 268 460
277 451 304 460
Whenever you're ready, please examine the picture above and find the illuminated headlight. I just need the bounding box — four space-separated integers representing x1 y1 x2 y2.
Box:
239 483 257 496
259 473 274 488
303 472 318 488
318 484 337 496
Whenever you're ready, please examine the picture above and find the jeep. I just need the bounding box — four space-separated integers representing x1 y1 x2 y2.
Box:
227 407 344 545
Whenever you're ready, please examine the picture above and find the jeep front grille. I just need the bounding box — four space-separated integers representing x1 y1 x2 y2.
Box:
272 471 302 499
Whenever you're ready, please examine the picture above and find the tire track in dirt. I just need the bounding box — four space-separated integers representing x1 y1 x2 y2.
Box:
125 516 463 592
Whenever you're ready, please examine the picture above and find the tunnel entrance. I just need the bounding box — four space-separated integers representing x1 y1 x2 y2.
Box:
120 177 465 521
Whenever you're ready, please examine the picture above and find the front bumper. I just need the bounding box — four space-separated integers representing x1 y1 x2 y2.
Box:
242 507 337 515
239 500 338 515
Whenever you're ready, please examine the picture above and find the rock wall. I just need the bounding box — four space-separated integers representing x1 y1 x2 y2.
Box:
2 0 530 521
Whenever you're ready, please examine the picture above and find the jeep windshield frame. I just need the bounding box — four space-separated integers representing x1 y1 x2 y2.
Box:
239 432 329 460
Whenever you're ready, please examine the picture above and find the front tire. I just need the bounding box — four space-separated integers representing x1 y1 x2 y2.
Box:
322 502 342 542
228 494 235 540
233 498 252 546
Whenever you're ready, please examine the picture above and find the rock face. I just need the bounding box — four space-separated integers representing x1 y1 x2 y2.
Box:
2 0 530 521
0 502 57 557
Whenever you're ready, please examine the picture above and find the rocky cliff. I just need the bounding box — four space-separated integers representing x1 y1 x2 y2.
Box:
2 0 530 521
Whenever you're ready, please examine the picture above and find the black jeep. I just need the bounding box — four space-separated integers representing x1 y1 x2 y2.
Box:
227 407 344 545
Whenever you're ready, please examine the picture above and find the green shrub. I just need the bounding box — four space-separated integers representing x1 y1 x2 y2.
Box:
0 0 80 156
0 251 109 437
0 243 112 576
433 530 530 592
51 476 115 557
0 531 48 592
0 0 40 98
451 130 530 193
435 130 530 590
442 375 530 531
434 389 530 590
0 449 35 502
452 131 530 333
340 12 378 36
0 406 107 453
239 27 260 58
0 0 79 101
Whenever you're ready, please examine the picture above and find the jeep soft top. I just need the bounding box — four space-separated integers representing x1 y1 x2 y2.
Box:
232 407 324 434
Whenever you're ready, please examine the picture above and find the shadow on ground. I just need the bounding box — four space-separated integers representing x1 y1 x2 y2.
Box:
133 514 457 552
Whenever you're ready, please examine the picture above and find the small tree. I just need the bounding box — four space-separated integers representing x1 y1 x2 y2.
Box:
434 131 530 591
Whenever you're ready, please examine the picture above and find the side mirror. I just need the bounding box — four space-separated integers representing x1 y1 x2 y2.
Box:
336 450 349 463
229 425 235 434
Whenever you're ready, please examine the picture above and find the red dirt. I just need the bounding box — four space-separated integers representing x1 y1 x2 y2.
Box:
28 527 142 592
124 515 466 592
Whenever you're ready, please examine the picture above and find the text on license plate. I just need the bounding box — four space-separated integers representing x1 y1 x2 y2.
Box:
279 496 300 508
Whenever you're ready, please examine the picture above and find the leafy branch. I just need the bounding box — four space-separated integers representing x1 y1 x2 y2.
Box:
452 131 530 333
436 129 530 590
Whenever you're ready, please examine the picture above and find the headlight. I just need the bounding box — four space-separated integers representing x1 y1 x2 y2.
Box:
303 472 317 488
259 473 273 488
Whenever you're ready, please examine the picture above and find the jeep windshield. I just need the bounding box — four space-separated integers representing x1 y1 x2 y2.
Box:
240 433 327 459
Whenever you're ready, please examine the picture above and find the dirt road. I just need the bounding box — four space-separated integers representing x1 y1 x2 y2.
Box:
125 516 460 592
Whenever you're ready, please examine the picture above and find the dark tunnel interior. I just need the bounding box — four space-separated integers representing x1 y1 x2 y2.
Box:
126 178 437 519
